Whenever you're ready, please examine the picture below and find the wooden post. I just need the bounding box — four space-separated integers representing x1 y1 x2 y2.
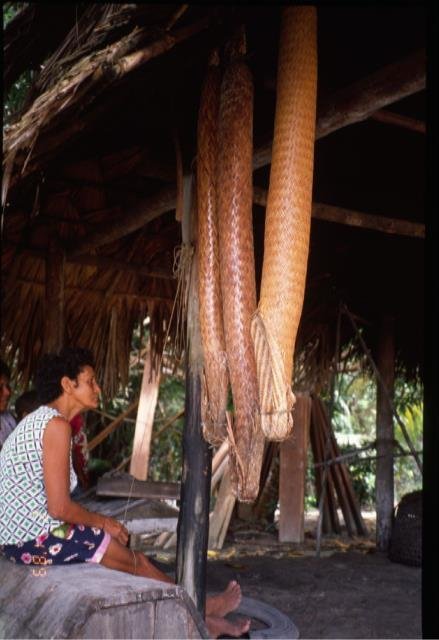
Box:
44 242 65 352
279 392 311 543
376 314 395 551
176 176 212 617
129 346 160 480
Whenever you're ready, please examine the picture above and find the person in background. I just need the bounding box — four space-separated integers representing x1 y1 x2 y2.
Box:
0 360 16 450
14 389 39 422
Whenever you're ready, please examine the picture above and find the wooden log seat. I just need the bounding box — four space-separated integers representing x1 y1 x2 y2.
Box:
0 558 208 639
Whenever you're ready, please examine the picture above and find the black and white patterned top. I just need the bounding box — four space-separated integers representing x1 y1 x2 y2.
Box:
0 405 77 545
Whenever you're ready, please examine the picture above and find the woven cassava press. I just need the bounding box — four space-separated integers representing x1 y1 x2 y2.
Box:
252 6 318 441
197 51 229 447
216 44 264 502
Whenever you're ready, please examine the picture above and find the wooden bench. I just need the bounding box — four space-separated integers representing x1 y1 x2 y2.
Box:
0 558 208 639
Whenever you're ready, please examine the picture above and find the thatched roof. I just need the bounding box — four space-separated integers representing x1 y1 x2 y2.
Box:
2 4 426 394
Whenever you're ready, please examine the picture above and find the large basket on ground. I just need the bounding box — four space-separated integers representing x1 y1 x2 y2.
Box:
389 490 422 567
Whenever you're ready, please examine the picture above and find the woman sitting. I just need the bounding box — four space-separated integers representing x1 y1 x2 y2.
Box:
0 347 249 638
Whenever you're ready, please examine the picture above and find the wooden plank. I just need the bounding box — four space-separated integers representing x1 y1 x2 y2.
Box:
125 517 178 535
309 408 332 534
253 187 425 240
129 348 161 480
312 397 356 536
211 439 229 475
278 392 311 543
44 242 65 352
87 400 138 451
314 405 341 534
211 454 229 493
316 399 368 536
326 437 357 537
208 464 236 550
96 475 180 500
376 314 395 551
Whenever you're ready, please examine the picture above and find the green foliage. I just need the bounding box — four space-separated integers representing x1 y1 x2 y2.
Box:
3 2 24 27
4 70 34 123
3 4 34 125
326 357 423 507
87 324 186 483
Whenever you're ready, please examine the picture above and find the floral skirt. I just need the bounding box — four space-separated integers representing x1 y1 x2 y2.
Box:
1 523 111 566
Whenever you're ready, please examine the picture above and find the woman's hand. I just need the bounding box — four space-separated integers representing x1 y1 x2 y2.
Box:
102 516 129 546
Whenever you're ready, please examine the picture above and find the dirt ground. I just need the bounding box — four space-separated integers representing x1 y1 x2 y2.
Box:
149 510 421 639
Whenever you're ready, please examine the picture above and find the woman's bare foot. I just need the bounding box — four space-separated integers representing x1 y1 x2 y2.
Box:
206 614 251 639
206 580 242 617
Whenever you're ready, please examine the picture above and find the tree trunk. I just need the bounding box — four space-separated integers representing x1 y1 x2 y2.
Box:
376 314 395 551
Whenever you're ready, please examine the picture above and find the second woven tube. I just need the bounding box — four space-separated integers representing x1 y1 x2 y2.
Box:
217 53 265 502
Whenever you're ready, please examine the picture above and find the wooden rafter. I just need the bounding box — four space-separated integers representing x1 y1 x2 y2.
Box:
253 49 425 169
62 49 424 254
370 109 426 134
253 186 425 239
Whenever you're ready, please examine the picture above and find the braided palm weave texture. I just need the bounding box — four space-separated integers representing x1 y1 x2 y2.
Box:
252 6 318 440
197 55 229 446
217 59 265 502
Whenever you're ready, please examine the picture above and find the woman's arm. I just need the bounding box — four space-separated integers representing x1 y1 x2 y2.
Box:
43 417 128 545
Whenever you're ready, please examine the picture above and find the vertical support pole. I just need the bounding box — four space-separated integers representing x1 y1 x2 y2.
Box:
279 392 311 542
176 175 212 616
375 314 395 551
129 345 161 480
44 241 65 352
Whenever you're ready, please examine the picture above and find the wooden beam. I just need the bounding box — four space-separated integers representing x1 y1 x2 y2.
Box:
278 392 311 543
253 186 425 239
254 49 425 170
58 50 424 255
376 314 395 552
129 348 161 480
316 49 425 140
96 475 180 500
68 186 177 257
370 109 426 134
44 242 65 352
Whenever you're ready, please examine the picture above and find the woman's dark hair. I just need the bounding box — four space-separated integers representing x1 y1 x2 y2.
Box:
0 359 11 380
35 347 95 404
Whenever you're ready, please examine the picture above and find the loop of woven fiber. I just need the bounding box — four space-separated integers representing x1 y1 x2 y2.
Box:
254 6 317 440
197 56 229 446
217 58 265 502
251 310 296 440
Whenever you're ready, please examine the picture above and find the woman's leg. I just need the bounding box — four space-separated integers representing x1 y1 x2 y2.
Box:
100 537 173 583
101 538 251 637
